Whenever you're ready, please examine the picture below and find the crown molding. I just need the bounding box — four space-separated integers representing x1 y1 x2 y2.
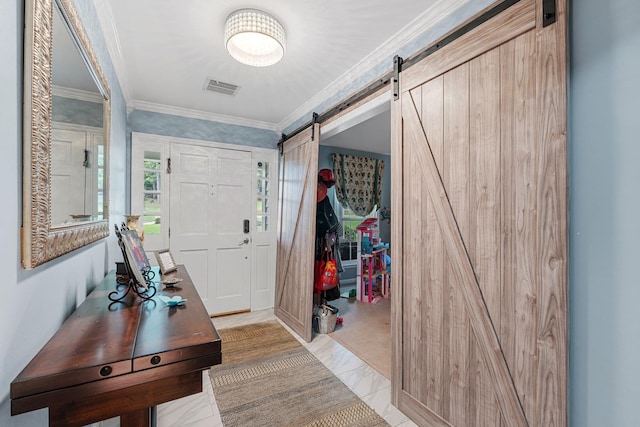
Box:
278 0 470 132
94 0 133 105
131 100 281 133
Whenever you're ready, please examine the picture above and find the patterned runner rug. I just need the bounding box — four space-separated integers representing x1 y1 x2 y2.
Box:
209 320 389 427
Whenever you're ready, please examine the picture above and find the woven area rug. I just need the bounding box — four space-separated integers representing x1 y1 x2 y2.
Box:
209 320 389 427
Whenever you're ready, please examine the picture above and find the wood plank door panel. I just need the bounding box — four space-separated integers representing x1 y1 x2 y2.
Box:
275 126 319 342
392 0 567 425
500 30 539 423
442 63 473 427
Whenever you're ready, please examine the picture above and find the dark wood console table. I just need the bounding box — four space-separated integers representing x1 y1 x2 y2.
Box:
10 265 221 426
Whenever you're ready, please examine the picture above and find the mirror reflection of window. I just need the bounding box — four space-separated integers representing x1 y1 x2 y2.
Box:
97 142 104 216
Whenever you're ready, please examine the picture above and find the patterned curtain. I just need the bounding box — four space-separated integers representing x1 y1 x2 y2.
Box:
331 153 384 216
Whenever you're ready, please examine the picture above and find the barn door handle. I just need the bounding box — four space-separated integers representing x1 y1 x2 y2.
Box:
238 238 250 246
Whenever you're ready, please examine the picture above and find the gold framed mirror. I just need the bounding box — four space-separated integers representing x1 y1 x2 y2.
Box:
22 0 110 269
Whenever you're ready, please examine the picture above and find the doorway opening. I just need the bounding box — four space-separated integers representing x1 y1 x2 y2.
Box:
317 96 392 379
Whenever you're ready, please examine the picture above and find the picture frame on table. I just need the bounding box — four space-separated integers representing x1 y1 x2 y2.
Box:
120 229 150 289
155 249 177 274
123 230 150 271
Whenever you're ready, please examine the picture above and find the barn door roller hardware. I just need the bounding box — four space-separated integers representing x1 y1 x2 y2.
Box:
279 0 524 143
393 56 404 101
311 112 319 141
278 134 285 155
277 112 320 153
542 0 556 27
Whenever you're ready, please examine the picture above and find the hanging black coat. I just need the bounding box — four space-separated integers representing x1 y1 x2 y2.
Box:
316 197 340 239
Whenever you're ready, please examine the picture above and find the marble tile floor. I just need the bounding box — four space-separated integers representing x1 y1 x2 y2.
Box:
98 308 417 427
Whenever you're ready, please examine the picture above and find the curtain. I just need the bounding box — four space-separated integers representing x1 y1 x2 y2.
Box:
331 153 384 216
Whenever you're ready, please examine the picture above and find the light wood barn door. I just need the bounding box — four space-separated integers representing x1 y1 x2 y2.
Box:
275 125 319 342
391 0 567 426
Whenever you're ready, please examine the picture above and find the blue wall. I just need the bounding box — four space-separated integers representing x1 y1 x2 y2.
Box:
52 95 104 127
569 0 640 425
0 0 128 425
128 109 279 149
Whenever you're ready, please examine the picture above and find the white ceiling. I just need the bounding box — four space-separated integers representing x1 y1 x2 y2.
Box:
98 0 471 151
323 109 392 155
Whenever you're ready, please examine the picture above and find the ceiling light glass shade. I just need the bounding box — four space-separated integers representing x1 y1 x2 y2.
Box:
224 9 286 67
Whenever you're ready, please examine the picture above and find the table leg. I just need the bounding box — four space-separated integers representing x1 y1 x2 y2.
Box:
121 407 151 426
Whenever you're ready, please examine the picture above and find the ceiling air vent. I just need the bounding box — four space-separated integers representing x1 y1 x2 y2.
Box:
204 78 240 96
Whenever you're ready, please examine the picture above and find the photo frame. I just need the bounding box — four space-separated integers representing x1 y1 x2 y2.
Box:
111 223 156 301
123 229 150 272
155 249 177 274
119 228 150 289
122 235 149 290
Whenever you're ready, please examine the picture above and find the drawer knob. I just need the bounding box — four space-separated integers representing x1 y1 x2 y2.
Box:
150 355 161 365
99 366 112 377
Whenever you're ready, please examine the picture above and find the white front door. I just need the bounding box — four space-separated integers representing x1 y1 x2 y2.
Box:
210 147 252 314
51 125 104 224
50 128 88 224
169 142 252 315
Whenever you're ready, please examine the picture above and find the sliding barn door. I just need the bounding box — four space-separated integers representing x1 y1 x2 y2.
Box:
275 125 319 342
391 0 567 425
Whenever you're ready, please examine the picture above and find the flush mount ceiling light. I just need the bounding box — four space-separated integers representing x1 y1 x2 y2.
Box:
224 9 286 67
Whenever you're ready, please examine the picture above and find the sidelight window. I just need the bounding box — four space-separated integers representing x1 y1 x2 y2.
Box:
256 161 271 232
142 151 162 236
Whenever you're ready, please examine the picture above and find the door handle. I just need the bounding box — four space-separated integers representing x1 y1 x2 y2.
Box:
238 238 250 246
